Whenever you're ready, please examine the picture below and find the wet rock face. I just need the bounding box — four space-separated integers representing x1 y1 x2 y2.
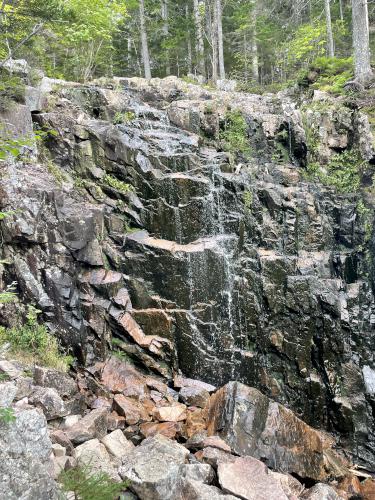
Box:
1 77 375 467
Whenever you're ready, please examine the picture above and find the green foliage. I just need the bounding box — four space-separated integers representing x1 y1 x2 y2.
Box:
0 70 25 111
113 111 136 125
0 282 17 304
103 174 133 194
299 56 353 94
0 305 73 371
0 407 16 425
59 464 129 500
306 150 365 193
243 190 253 210
220 110 251 158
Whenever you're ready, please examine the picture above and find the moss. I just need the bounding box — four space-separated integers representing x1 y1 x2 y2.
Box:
113 111 136 125
103 174 133 194
243 190 253 211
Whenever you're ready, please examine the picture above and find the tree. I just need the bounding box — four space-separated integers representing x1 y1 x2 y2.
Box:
193 0 205 76
324 0 335 57
216 0 225 79
351 0 372 82
139 0 151 78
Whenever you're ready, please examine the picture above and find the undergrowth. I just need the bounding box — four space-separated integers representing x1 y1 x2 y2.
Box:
298 56 353 95
59 464 129 500
219 109 252 158
0 305 73 371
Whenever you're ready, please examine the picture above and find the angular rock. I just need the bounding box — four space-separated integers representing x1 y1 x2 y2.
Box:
302 483 343 499
0 360 22 379
0 409 57 499
179 386 210 408
101 429 135 458
269 472 304 498
101 356 148 396
361 478 375 500
179 480 238 500
174 375 216 393
66 408 108 444
75 438 120 481
153 404 187 422
29 387 68 420
179 463 215 485
140 421 181 439
33 367 77 398
218 456 289 500
51 443 66 457
207 382 347 481
195 447 236 469
0 381 17 406
113 394 151 424
49 430 74 456
119 434 189 499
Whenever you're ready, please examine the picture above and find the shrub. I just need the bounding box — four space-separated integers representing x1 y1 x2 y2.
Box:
59 465 129 500
306 149 364 193
0 305 73 371
219 110 252 158
298 57 353 95
0 70 25 111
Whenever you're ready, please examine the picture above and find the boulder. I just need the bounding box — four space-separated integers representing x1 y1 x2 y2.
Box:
29 387 68 420
179 463 215 484
0 409 57 499
0 360 22 379
179 386 210 408
113 394 151 424
361 478 375 500
0 381 17 406
33 367 77 398
140 421 181 439
207 382 347 481
302 483 343 499
119 434 189 499
101 356 148 396
75 438 121 481
217 456 289 500
153 404 187 422
101 429 135 459
66 408 108 444
178 480 238 500
195 447 236 469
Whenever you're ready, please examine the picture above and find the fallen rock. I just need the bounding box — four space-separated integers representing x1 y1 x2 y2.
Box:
140 421 181 439
179 463 215 484
119 434 189 499
114 394 151 424
29 387 68 420
179 480 238 500
218 456 289 500
101 356 148 396
0 359 22 379
195 447 236 469
101 429 134 458
153 404 187 422
336 474 362 499
186 434 231 453
179 386 210 408
75 438 121 481
302 483 343 499
66 408 108 444
270 471 305 498
174 375 216 393
361 478 375 500
207 382 347 481
33 367 77 398
183 407 207 438
0 408 57 499
0 381 17 406
49 430 74 456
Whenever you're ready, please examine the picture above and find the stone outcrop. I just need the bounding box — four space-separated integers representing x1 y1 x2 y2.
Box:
1 73 375 481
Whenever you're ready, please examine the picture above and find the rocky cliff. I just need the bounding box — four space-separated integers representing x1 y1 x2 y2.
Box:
1 73 375 496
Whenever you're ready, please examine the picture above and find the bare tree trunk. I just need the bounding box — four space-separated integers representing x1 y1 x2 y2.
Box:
211 0 218 82
251 2 259 82
161 0 170 75
193 0 205 76
139 0 151 79
351 0 372 82
216 0 225 79
186 5 193 74
325 0 335 57
339 0 344 20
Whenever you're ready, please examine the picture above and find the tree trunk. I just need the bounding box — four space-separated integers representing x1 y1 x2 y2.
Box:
216 0 225 79
351 0 372 82
211 0 218 82
251 2 259 82
186 4 193 74
325 0 335 57
339 0 344 21
139 0 151 79
193 0 205 76
161 0 170 75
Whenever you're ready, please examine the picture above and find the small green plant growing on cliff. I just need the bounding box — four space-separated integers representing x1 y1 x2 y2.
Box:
306 150 364 193
113 111 136 125
0 70 25 111
103 174 133 194
243 190 253 211
0 407 16 425
0 305 73 372
59 464 129 500
220 110 252 159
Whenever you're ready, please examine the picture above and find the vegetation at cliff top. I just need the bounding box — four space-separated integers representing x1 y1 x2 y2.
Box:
0 305 73 371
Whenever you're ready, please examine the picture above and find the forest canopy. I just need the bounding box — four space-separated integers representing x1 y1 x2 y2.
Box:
0 0 373 89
